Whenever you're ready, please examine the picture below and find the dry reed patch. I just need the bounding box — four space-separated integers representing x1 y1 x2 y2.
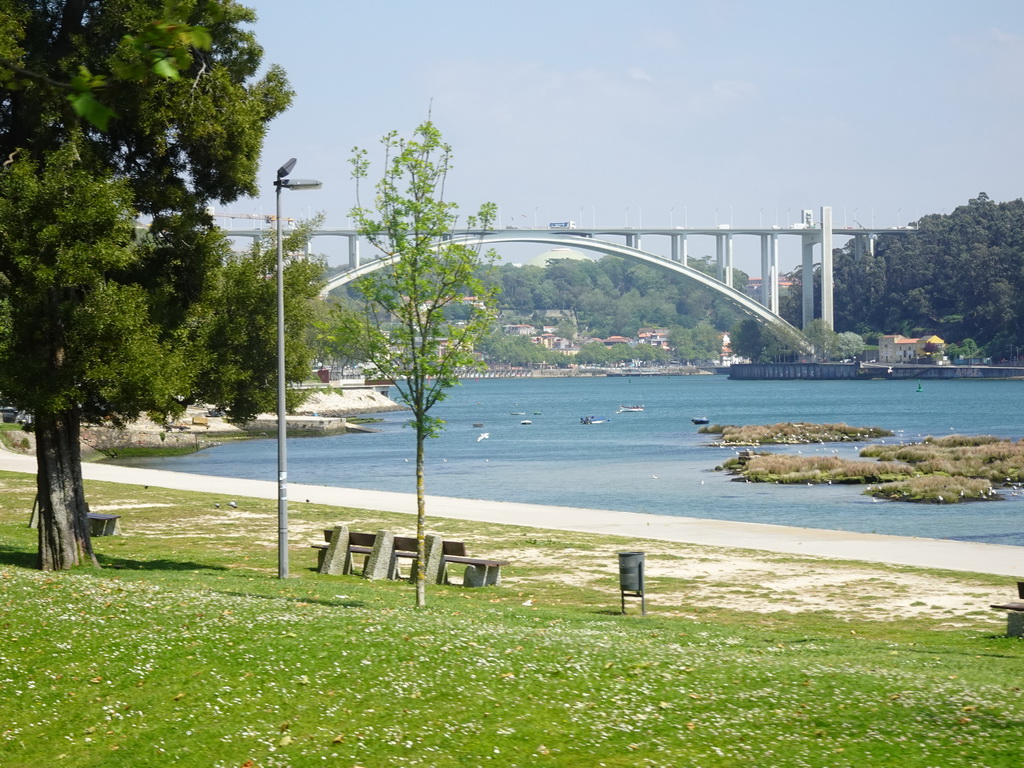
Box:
731 453 915 484
700 421 892 445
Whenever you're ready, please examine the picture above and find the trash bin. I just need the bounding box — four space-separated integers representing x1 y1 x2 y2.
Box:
617 551 646 615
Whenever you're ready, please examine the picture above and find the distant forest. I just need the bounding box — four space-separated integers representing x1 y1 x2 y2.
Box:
782 193 1024 357
490 254 747 338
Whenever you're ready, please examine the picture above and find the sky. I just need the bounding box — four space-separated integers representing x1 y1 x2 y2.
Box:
228 0 1024 274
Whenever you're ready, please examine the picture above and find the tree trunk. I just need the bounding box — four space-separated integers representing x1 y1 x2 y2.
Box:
35 408 95 570
415 423 427 608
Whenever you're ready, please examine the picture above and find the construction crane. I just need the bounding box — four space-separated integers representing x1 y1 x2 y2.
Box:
206 209 294 227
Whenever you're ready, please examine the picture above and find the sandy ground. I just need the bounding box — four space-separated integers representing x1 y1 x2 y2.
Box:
2 449 1021 625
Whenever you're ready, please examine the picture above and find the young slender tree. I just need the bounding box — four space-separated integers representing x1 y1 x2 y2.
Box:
345 121 499 608
0 1 295 570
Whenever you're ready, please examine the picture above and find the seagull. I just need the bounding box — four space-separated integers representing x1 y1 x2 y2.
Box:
477 432 490 442
522 599 534 606
228 501 237 508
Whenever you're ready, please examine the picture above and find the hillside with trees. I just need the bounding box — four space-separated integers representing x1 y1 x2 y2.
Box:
329 252 747 367
492 254 746 339
780 194 1024 360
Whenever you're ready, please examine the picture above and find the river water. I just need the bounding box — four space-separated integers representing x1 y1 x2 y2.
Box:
111 376 1024 546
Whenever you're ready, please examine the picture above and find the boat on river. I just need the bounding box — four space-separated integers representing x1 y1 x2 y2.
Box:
580 416 609 424
691 416 710 425
617 405 644 413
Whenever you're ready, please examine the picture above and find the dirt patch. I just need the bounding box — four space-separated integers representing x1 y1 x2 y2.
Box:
492 539 1009 625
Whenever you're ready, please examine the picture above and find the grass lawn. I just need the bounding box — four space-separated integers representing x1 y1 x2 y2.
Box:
0 469 1021 767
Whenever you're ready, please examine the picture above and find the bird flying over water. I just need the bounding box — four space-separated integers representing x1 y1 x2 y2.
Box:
477 432 490 442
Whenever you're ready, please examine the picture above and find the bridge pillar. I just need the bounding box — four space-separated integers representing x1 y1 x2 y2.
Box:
801 236 815 330
725 233 734 288
347 235 360 269
759 235 770 308
670 233 689 265
820 206 834 329
769 233 780 315
715 235 725 282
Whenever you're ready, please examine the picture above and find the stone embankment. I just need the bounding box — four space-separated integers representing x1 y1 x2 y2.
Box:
66 388 405 455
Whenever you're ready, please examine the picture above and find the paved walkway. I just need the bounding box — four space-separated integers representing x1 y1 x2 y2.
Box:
2 452 1021 577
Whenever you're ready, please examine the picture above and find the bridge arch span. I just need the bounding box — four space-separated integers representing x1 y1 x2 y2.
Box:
322 232 802 337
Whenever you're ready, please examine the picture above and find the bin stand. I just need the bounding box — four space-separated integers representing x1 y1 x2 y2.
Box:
618 551 646 615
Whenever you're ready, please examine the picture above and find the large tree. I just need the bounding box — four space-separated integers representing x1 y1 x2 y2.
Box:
0 1 294 570
340 121 499 608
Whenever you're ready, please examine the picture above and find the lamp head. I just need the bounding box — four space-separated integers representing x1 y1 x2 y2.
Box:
277 158 297 179
279 178 322 191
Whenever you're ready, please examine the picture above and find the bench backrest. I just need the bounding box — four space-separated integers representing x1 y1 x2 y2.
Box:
323 529 377 547
321 530 469 558
348 531 376 547
442 540 467 557
393 536 418 554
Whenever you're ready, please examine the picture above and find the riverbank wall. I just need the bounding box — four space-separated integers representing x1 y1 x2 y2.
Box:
729 362 1024 380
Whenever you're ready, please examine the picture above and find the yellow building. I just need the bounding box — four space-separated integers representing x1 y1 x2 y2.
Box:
878 334 945 363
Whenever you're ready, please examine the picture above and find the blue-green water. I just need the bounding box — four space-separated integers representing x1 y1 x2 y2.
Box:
113 376 1024 545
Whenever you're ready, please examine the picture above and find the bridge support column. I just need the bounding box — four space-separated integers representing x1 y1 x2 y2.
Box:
725 234 734 288
770 233 780 315
801 236 815 330
759 235 770 308
670 233 689 265
347 235 360 269
715 235 725 282
820 206 833 329
853 233 876 260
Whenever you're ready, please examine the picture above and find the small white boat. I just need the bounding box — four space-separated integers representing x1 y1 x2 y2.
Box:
617 405 644 413
580 416 609 424
520 419 533 425
691 416 710 425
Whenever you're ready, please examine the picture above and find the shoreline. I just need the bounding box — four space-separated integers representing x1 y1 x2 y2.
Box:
2 451 1020 578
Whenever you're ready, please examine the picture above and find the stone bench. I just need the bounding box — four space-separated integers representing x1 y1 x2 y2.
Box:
990 581 1024 637
439 540 509 587
88 512 121 536
311 526 509 586
28 502 121 536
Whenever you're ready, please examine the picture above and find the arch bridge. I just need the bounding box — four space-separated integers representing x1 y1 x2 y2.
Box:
326 232 800 336
224 206 913 334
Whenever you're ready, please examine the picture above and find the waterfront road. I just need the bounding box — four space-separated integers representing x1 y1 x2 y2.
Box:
2 452 1021 578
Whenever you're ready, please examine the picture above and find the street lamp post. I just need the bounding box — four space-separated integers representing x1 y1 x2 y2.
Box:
274 158 322 580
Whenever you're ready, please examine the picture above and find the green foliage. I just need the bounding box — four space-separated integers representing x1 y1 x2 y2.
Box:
493 255 743 341
190 222 326 421
344 121 499 606
476 333 565 366
0 476 1020 767
1 1 215 129
730 317 806 362
0 1 296 570
0 141 187 424
347 121 500 433
785 194 1024 353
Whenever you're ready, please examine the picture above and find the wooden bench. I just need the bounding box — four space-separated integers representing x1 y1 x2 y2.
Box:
88 512 121 536
990 581 1024 637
